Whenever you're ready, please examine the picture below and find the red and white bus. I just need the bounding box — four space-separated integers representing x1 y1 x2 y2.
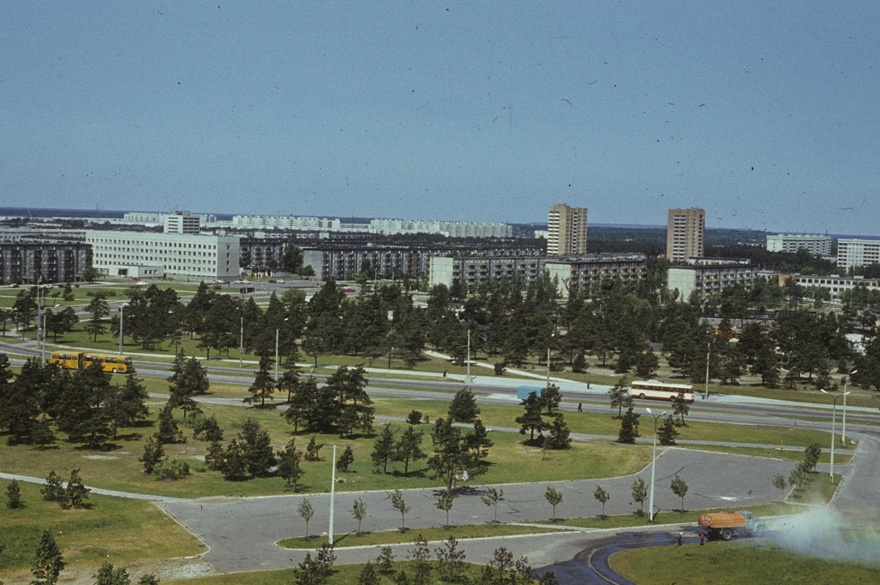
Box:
629 380 695 403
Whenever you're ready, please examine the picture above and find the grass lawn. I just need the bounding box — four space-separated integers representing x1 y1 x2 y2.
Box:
610 540 879 585
0 480 205 582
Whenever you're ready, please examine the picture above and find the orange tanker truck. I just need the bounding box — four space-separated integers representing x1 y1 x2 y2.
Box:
698 511 767 541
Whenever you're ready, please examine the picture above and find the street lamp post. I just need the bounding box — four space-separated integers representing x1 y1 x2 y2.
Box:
466 327 471 385
820 389 850 484
239 315 244 368
118 304 125 355
704 341 710 400
275 317 288 380
842 370 856 448
647 408 667 522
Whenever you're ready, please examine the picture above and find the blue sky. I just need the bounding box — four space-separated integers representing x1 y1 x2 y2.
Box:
2 2 879 235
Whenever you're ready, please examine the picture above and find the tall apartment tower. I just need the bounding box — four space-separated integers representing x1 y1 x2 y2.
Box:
164 210 201 235
547 204 588 256
666 208 705 262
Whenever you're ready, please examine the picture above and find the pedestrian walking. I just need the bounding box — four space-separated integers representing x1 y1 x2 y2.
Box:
700 530 705 545
577 402 583 412
677 532 683 546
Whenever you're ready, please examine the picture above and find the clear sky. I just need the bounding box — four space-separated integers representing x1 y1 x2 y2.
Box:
2 2 879 234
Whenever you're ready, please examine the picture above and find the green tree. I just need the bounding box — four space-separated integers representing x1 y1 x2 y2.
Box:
41 471 65 504
336 445 355 472
427 418 479 492
545 415 572 450
392 425 426 476
670 475 689 512
277 439 305 491
239 418 277 477
658 416 678 446
64 469 90 510
617 407 640 444
371 424 396 474
84 292 110 341
671 390 691 425
220 439 248 480
435 536 467 584
515 391 545 442
31 529 65 585
139 436 166 474
544 486 563 521
155 405 184 444
408 534 431 585
447 387 480 423
298 498 315 537
435 490 456 527
607 377 631 419
167 354 208 418
804 442 822 472
244 355 276 407
94 562 131 585
352 497 367 534
391 489 410 530
357 562 380 585
6 479 23 509
593 485 610 518
631 477 648 515
481 487 505 523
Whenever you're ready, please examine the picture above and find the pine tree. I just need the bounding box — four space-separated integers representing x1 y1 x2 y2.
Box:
277 439 305 491
336 445 355 472
447 388 480 423
392 425 426 476
31 530 65 585
617 407 640 444
658 416 678 446
371 424 395 473
6 479 23 509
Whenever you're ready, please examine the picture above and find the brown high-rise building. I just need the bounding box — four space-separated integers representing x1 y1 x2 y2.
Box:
547 204 588 256
666 208 705 262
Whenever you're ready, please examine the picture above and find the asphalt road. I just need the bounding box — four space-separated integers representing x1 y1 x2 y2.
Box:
156 447 794 573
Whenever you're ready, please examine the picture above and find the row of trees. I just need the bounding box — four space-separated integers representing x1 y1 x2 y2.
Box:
8 267 877 393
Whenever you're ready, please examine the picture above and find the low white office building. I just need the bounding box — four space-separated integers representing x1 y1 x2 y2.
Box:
85 230 240 280
766 234 832 257
837 238 880 272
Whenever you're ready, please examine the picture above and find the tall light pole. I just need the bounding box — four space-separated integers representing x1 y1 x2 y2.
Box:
820 389 849 484
239 315 244 368
466 327 471 385
647 408 667 522
842 371 856 448
275 317 288 380
118 304 125 355
328 444 337 545
704 341 710 400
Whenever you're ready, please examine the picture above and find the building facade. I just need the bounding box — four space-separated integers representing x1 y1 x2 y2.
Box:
837 238 880 272
667 257 756 300
547 204 588 256
794 274 880 298
666 207 705 263
429 253 646 298
164 211 201 235
0 239 91 284
85 230 240 280
766 234 832 256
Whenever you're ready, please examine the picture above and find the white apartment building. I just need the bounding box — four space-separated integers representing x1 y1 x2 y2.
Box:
837 238 880 272
164 210 201 234
85 230 240 280
232 215 342 231
766 234 832 257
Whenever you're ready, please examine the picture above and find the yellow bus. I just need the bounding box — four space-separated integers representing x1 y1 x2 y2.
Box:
50 352 134 374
